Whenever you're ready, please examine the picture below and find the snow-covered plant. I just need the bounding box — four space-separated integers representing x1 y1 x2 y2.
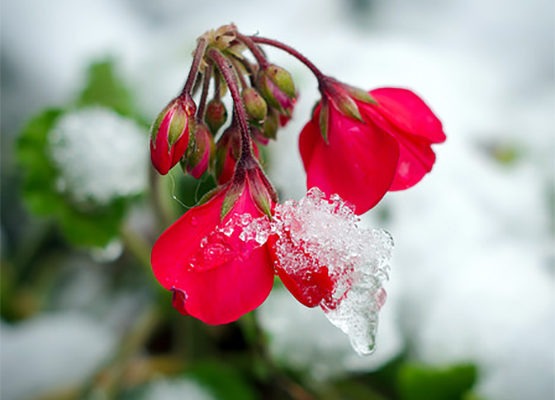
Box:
149 24 445 354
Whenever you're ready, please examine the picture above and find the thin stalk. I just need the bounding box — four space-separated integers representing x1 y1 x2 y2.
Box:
196 65 212 122
180 38 208 97
249 36 326 81
235 32 269 69
208 48 255 168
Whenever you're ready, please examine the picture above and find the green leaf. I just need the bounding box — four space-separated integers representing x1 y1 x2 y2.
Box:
16 109 127 247
186 361 257 400
398 363 478 400
76 59 135 117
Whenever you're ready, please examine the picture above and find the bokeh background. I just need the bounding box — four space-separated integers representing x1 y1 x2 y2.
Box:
1 0 553 399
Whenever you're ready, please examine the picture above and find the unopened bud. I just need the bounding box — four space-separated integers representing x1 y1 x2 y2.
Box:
214 127 240 184
261 109 279 140
184 123 214 179
204 99 228 134
150 95 196 175
242 87 267 122
257 65 296 116
265 64 296 98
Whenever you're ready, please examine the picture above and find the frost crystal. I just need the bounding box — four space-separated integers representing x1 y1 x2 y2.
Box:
271 188 393 355
48 107 148 206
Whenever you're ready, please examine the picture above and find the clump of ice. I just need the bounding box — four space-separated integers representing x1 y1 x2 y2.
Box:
48 107 148 207
270 188 394 355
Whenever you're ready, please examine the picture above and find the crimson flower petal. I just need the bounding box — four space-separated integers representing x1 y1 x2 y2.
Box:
300 105 399 215
366 88 446 190
151 185 274 325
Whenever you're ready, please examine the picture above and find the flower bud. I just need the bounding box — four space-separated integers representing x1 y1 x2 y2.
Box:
150 95 196 175
257 64 296 116
242 87 267 122
214 127 241 184
204 98 228 134
261 109 279 140
184 123 214 179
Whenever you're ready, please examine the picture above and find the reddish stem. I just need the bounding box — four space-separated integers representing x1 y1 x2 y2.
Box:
249 36 326 81
180 38 208 96
208 48 255 168
196 65 212 122
235 32 269 69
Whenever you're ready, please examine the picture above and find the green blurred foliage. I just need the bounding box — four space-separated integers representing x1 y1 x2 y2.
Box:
397 363 478 400
16 61 144 248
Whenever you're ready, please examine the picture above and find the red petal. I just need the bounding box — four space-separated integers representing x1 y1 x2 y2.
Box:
268 233 335 308
388 134 438 190
301 107 399 214
363 88 446 191
369 88 446 143
298 105 322 172
151 187 274 325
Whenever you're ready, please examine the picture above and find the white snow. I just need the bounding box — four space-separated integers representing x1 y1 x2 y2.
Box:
0 312 116 400
270 188 393 355
48 107 148 206
258 287 403 380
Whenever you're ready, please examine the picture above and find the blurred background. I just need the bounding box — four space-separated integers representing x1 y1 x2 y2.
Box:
1 0 553 399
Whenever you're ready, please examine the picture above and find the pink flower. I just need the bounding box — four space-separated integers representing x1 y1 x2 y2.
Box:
299 82 445 214
150 166 275 325
150 95 196 175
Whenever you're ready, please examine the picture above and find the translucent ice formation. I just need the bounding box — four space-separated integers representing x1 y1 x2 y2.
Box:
48 107 148 207
270 188 393 355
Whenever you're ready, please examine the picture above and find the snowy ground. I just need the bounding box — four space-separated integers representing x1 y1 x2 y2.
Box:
1 0 553 399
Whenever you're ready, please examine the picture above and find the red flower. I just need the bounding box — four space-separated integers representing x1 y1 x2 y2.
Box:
150 95 196 175
299 83 445 214
150 166 275 325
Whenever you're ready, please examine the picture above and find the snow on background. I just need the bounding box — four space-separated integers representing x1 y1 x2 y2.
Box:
1 0 553 399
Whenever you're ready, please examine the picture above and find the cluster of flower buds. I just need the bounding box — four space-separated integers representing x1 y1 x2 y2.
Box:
149 24 445 326
149 24 297 185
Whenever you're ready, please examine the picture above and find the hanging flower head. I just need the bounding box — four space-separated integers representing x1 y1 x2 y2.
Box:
148 25 445 353
151 163 276 324
300 79 446 214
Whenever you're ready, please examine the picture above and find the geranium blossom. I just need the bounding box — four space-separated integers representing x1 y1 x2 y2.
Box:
300 82 446 214
151 167 275 325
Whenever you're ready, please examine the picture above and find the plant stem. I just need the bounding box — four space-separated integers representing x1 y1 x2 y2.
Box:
208 48 255 168
180 38 208 97
249 36 326 81
235 32 269 69
196 65 212 122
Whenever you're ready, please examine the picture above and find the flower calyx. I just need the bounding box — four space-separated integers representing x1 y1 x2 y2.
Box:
256 64 296 117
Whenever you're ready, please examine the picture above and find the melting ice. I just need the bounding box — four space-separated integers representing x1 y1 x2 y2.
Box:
232 188 394 355
270 188 393 355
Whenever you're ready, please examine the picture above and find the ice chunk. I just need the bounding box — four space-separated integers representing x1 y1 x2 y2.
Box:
48 107 148 207
271 188 393 355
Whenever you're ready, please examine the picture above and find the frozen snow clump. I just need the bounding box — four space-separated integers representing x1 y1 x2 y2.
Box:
271 188 393 355
48 107 148 206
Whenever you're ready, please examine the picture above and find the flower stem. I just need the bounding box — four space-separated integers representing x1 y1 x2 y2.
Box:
235 32 269 69
196 65 212 122
180 38 208 97
249 36 326 81
208 48 255 168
